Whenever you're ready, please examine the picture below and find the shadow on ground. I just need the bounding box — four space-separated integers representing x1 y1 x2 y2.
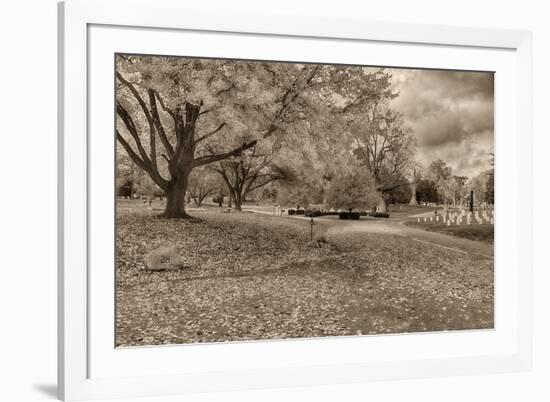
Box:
33 384 57 399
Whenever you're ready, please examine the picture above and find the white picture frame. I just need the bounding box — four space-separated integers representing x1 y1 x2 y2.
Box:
58 0 533 400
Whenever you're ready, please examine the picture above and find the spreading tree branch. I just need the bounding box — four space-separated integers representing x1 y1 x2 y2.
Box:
216 83 236 96
116 72 154 128
116 101 151 165
199 106 221 116
152 89 178 121
148 89 175 158
116 130 148 173
192 140 258 168
117 129 169 190
194 122 226 144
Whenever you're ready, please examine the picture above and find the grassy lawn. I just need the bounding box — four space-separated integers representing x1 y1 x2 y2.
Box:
405 220 494 244
385 204 440 220
116 207 494 347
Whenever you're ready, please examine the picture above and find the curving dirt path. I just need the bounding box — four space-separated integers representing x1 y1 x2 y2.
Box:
243 205 493 259
325 218 493 259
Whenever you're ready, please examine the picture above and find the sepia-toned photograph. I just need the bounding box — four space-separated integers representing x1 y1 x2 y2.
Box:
115 54 494 347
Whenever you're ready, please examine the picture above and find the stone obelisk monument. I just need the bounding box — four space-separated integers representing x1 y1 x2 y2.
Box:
409 168 418 205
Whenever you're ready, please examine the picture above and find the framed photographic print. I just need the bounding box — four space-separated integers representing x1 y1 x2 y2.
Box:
58 0 533 400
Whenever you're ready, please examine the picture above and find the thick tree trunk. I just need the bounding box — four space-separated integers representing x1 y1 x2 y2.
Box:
409 181 418 205
163 174 192 218
233 194 243 211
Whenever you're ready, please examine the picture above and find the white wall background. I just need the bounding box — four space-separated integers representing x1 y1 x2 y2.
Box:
0 0 547 401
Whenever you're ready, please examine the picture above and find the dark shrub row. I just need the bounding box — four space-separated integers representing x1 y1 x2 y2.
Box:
305 209 323 217
370 212 390 218
286 209 375 219
338 212 361 220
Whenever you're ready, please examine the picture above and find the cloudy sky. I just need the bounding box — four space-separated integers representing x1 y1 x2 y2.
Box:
388 68 494 179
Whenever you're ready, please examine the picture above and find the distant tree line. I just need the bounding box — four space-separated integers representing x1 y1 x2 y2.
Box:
410 156 494 207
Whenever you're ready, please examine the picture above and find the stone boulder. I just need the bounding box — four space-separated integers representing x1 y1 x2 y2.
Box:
143 246 188 271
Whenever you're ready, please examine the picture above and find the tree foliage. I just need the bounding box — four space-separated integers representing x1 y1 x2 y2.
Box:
325 166 380 212
212 140 292 210
416 179 439 204
338 73 417 210
116 56 420 217
425 159 457 205
276 171 326 209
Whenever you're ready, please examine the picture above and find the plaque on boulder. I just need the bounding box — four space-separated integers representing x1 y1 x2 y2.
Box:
143 246 188 271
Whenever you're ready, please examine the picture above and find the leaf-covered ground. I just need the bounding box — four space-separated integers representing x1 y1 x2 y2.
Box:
116 208 494 347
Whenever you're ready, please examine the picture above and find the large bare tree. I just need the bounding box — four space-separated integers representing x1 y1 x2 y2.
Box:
211 142 291 210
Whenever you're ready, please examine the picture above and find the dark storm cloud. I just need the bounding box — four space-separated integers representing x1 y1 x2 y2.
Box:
389 68 494 178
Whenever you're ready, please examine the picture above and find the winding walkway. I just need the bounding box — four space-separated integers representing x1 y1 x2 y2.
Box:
243 205 493 259
326 219 493 259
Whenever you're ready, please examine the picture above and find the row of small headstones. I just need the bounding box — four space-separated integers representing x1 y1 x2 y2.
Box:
418 210 494 226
